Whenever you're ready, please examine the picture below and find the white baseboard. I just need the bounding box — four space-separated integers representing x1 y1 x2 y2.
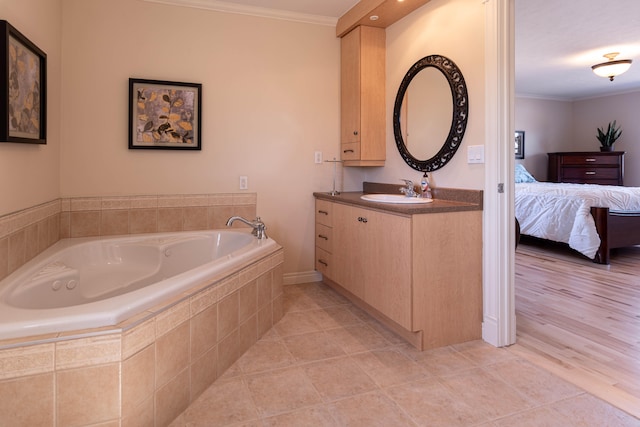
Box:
283 270 322 285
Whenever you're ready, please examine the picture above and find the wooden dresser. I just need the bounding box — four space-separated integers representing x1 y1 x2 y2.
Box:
547 151 624 186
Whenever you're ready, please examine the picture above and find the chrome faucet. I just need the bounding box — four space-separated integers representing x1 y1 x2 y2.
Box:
226 216 268 239
399 179 418 197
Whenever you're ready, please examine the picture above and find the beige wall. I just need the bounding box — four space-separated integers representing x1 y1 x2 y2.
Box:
354 0 486 190
59 0 341 276
4 0 488 277
515 92 640 185
0 0 62 214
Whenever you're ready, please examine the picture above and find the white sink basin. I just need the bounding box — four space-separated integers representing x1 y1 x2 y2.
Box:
360 194 433 204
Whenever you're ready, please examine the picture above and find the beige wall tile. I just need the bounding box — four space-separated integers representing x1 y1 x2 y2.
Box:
24 223 39 262
101 209 129 236
191 304 217 360
239 280 257 324
190 346 218 401
48 214 60 246
257 273 272 309
8 229 25 274
129 209 157 234
57 363 120 426
0 237 8 280
217 330 239 376
0 373 54 426
209 205 235 229
36 219 49 253
59 211 70 239
156 299 190 337
257 304 274 339
101 197 132 210
218 291 239 340
56 334 121 370
183 206 207 231
191 285 219 317
122 344 155 418
0 343 54 380
70 197 101 211
155 321 189 388
130 196 158 209
157 208 183 232
122 396 154 427
155 368 190 427
70 211 101 237
122 318 156 360
208 194 234 206
239 315 257 355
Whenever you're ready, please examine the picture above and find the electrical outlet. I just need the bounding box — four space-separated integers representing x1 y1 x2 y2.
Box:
314 151 322 164
239 176 248 190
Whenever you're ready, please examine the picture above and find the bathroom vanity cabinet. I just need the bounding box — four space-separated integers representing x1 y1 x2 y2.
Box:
314 190 483 351
340 26 386 167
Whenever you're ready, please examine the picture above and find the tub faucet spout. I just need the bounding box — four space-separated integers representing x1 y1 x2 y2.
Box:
226 216 268 239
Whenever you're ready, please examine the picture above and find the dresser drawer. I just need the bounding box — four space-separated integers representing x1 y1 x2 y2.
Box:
560 154 621 166
562 167 620 180
315 200 333 226
315 224 332 252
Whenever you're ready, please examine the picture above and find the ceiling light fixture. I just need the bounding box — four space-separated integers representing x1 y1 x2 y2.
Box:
369 15 379 21
591 52 632 81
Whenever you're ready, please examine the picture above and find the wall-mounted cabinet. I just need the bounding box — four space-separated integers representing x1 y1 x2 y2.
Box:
340 26 386 167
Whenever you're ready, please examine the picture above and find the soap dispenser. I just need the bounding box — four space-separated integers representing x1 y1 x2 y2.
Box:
420 173 432 199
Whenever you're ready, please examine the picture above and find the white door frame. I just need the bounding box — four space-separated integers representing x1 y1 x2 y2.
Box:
482 0 516 347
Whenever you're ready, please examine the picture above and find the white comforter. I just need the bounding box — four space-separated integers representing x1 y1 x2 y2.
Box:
515 182 640 258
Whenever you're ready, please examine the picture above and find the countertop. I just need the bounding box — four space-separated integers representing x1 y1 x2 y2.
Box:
313 182 483 215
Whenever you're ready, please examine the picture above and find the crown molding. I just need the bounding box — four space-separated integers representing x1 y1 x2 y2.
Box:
143 0 338 26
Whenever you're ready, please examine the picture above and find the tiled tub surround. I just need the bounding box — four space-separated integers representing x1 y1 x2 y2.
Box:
0 192 258 283
0 192 280 425
0 245 284 426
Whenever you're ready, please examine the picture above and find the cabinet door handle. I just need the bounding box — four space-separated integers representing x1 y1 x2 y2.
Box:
318 234 328 240
357 216 368 223
318 210 329 215
585 171 596 175
585 158 597 162
353 131 359 136
343 149 355 154
318 259 328 267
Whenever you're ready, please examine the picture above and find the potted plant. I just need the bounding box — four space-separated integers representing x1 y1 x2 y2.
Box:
596 120 622 152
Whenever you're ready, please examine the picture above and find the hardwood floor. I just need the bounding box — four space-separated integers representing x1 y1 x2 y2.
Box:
511 237 640 418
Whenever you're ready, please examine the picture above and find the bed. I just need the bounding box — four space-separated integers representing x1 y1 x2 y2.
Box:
515 164 640 264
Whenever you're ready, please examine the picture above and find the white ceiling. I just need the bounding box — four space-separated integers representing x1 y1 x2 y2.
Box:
165 0 640 101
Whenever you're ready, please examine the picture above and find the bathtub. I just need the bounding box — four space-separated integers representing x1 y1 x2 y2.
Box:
0 229 278 340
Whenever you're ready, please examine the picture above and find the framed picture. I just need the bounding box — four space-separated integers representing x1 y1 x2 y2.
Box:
129 78 201 150
0 20 47 144
514 130 525 159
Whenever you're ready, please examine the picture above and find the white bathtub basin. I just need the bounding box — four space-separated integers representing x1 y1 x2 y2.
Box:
360 194 433 204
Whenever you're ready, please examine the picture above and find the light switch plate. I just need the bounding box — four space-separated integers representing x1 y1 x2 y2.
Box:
467 145 485 164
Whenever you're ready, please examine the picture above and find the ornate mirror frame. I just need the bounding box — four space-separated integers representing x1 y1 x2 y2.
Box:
393 55 469 172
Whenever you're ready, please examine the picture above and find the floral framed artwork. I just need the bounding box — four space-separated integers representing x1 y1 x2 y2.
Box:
0 20 47 144
128 78 201 150
514 130 525 159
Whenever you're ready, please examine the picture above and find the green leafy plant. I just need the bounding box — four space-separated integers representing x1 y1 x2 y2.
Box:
596 120 622 147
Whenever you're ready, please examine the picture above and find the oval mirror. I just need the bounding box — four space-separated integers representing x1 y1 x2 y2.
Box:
393 55 469 172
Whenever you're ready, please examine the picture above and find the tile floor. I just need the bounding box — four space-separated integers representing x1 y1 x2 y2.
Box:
170 282 639 426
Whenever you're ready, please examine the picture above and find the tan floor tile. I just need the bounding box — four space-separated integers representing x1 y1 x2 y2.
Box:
438 368 532 420
328 391 416 426
236 339 296 374
453 340 517 366
305 306 364 330
274 311 323 337
403 344 478 376
492 405 573 427
262 405 337 426
352 347 429 387
169 377 258 426
282 331 346 362
386 377 487 426
488 358 583 405
303 356 377 401
245 366 322 417
324 324 390 354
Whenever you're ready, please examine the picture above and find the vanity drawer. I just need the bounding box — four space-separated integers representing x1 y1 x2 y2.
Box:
315 247 332 278
315 200 333 226
315 224 332 252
